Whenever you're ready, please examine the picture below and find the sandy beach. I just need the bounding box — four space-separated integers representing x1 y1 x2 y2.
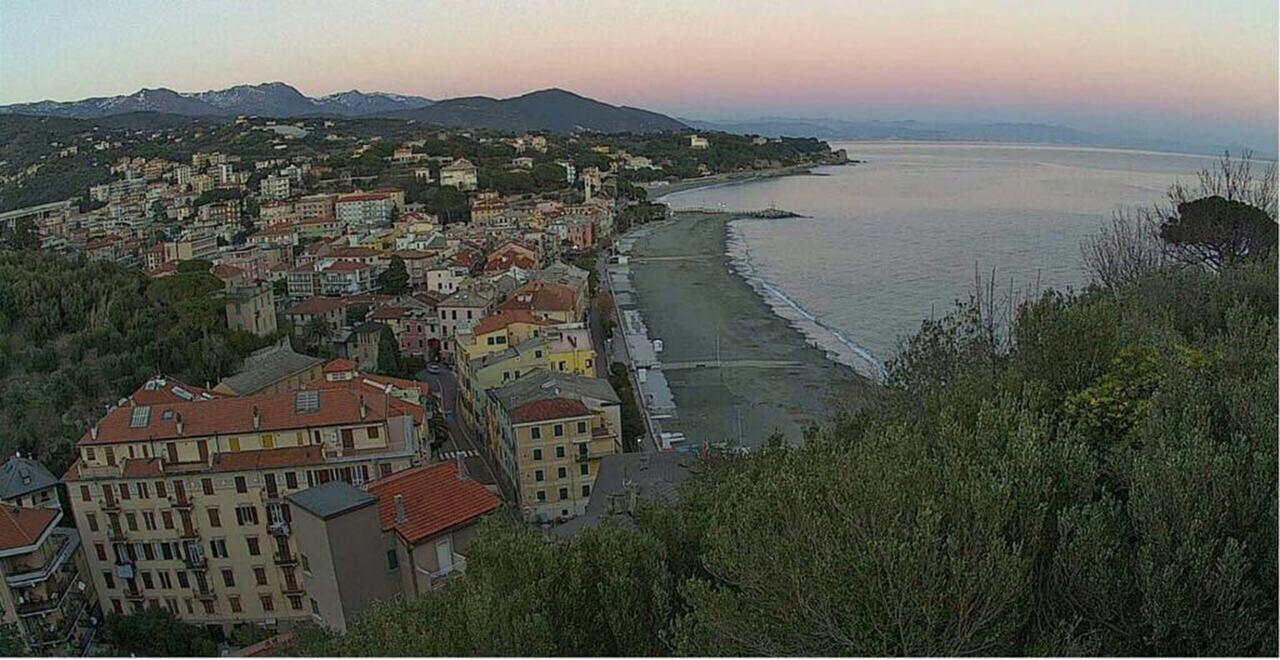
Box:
617 211 879 449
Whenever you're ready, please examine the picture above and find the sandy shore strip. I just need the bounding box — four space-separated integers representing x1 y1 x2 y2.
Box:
608 211 880 450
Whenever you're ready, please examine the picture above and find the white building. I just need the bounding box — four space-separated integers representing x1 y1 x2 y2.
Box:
440 158 478 191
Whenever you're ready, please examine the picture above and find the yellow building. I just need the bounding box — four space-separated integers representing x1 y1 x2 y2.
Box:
457 327 596 432
223 283 278 338
63 379 430 637
457 310 558 362
484 370 621 522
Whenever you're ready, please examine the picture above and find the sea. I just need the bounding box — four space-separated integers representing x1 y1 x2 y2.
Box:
657 142 1221 379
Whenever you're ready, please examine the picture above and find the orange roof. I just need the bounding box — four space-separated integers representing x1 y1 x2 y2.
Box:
497 281 578 314
80 387 413 446
511 397 590 424
322 358 357 373
128 377 223 406
324 260 374 273
0 503 57 551
285 297 345 316
325 247 382 258
366 463 501 545
303 378 427 423
369 306 408 321
212 446 324 473
337 192 392 203
121 458 164 478
472 310 556 337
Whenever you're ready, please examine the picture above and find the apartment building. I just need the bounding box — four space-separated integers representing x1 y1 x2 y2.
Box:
457 327 597 432
0 502 97 653
296 194 336 223
484 370 620 523
63 380 429 639
335 193 395 230
223 283 278 338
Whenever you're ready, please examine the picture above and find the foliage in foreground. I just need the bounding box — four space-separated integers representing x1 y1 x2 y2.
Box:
286 250 1277 656
100 607 217 657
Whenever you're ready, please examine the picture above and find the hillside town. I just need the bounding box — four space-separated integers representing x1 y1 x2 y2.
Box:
0 117 851 654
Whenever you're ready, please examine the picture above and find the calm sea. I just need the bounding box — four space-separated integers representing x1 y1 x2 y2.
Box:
657 142 1220 378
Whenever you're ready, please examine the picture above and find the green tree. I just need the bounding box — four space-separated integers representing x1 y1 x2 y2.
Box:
1160 196 1277 270
301 316 334 350
375 325 403 376
100 606 217 656
376 255 409 295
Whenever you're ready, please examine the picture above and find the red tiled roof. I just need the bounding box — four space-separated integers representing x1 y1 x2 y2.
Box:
472 310 556 337
285 297 345 316
212 446 324 473
302 378 427 424
80 387 412 446
366 462 500 546
322 358 357 374
128 377 223 406
511 397 590 424
497 281 578 313
369 306 408 321
326 247 382 258
324 260 374 273
121 458 164 478
337 192 392 203
212 264 244 280
0 503 57 551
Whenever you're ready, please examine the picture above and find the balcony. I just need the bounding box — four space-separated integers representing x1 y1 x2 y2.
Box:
25 592 89 649
16 573 77 617
574 448 613 462
123 585 145 602
268 520 291 537
281 581 305 596
179 526 200 540
98 498 119 512
5 529 79 588
427 553 467 589
107 526 128 542
192 585 216 601
183 554 207 570
169 494 193 509
273 550 298 567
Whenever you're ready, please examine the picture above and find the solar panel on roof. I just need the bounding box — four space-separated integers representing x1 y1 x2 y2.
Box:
129 406 151 428
295 390 320 412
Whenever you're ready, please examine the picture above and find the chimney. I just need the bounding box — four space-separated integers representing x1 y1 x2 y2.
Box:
90 426 98 441
393 494 408 523
358 395 367 420
252 406 261 430
175 413 184 436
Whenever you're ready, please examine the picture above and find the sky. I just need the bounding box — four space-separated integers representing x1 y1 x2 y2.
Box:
1 0 1275 149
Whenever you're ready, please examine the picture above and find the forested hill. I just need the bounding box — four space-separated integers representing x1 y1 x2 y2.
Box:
0 252 271 473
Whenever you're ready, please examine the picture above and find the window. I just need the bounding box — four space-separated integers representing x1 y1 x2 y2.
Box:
136 482 149 499
95 543 107 562
161 511 174 530
201 479 214 496
80 485 91 502
262 434 275 449
221 569 235 588
86 513 99 533
285 472 298 489
210 539 228 559
379 463 392 478
536 490 546 502
553 424 564 437
229 596 242 614
555 446 566 458
367 426 380 439
260 595 274 612
177 572 189 589
558 488 569 500
160 543 173 561
159 571 172 589
246 536 260 556
229 437 240 452
85 447 96 462
235 476 247 493
112 600 123 615
531 427 541 440
534 350 543 359
310 598 320 614
386 549 399 570
580 463 589 476
582 484 591 497
289 595 303 611
254 567 268 586
532 449 542 461
103 572 115 590
125 513 137 531
155 481 167 498
557 467 567 479
300 553 311 574
535 470 544 482
577 421 587 434
119 484 131 500
141 571 154 589
143 544 155 561
235 505 259 526
143 511 156 530
207 508 221 528
341 429 354 450
202 601 214 615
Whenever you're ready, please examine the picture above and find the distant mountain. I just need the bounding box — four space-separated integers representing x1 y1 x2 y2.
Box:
383 88 686 133
685 117 1258 157
0 82 433 119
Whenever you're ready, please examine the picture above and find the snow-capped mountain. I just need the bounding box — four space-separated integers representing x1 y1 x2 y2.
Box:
319 90 434 116
0 82 433 119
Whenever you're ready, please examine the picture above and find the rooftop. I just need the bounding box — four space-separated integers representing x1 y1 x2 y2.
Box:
489 369 619 416
0 456 58 502
216 342 325 395
0 503 58 552
287 480 376 520
366 462 501 545
285 297 345 316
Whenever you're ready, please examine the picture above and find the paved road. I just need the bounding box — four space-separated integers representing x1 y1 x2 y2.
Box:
419 364 501 489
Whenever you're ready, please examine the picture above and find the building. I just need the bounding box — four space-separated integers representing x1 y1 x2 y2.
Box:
259 176 291 201
439 159 477 192
63 381 429 637
335 193 396 230
436 288 494 346
198 200 242 226
297 195 336 223
319 261 380 297
164 235 219 263
457 327 597 431
223 283 278 338
213 342 325 397
334 322 384 372
688 135 710 149
0 456 61 510
485 370 620 522
457 311 557 362
288 462 498 633
496 280 582 322
0 502 97 653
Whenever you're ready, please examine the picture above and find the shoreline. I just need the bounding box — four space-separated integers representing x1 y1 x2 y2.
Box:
610 211 878 450
644 161 848 201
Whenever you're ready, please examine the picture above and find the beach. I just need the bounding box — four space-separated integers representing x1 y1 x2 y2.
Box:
609 211 879 449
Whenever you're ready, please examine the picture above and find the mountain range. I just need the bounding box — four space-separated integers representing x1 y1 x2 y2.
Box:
0 82 685 133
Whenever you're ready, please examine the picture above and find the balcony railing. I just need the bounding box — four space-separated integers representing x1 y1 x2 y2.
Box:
16 572 77 617
192 585 216 601
427 553 467 589
25 592 89 649
123 585 145 601
273 550 298 566
169 494 193 509
268 520 291 537
5 529 79 588
98 498 119 512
